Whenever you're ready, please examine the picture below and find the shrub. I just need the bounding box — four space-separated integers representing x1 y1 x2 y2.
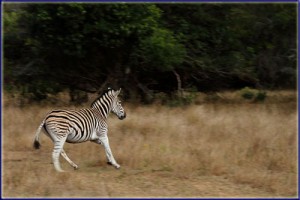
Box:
240 87 255 100
165 89 197 107
240 87 267 102
255 90 267 102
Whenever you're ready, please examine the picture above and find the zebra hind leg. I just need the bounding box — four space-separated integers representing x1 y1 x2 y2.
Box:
52 136 68 172
61 149 79 170
52 150 64 172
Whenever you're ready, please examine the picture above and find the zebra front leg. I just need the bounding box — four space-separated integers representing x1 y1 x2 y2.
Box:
61 149 79 170
99 136 120 169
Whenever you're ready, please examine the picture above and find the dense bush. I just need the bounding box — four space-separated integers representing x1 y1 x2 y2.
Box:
3 3 296 103
240 87 267 102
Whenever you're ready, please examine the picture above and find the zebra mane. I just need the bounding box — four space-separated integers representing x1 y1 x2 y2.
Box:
91 88 115 108
99 87 113 98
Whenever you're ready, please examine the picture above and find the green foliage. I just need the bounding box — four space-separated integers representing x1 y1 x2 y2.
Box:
158 4 296 90
255 91 267 102
240 87 255 100
240 87 267 102
138 28 186 71
3 3 296 103
3 9 19 34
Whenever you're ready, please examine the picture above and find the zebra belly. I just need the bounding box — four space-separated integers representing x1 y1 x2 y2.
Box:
66 129 91 143
66 139 87 143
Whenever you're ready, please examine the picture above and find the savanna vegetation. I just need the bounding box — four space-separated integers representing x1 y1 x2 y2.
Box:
2 91 297 197
3 3 297 104
2 2 298 198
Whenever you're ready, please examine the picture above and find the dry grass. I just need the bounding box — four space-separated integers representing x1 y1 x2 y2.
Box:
2 91 298 197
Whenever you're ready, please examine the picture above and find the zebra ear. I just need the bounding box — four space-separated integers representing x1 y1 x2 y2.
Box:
116 88 122 96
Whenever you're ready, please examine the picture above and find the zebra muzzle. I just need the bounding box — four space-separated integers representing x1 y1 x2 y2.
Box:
119 112 126 120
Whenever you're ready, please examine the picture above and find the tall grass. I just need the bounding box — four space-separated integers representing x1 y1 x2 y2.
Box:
2 93 298 197
112 103 297 195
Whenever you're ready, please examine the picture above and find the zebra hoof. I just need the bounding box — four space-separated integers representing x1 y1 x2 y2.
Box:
107 162 120 169
73 166 79 170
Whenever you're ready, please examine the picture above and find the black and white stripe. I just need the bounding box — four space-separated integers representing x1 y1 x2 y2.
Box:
33 88 126 172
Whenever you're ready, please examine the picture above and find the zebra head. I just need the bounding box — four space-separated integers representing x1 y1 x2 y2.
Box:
111 88 126 120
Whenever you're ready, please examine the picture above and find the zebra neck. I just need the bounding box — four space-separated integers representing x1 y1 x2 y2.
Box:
92 97 112 119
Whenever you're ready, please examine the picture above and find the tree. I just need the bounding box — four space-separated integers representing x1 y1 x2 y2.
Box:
3 3 297 103
5 4 169 101
158 3 296 90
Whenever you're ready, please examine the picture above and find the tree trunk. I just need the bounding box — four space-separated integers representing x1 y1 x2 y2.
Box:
172 70 183 97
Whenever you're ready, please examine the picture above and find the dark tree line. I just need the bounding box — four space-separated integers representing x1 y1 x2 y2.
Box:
3 3 297 103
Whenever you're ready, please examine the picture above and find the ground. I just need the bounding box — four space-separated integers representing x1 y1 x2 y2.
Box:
2 91 297 198
2 147 286 198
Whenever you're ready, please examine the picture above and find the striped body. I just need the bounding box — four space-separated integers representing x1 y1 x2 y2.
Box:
45 109 106 143
33 88 126 172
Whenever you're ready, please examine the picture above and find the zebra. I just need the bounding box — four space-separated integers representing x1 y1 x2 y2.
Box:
33 88 126 172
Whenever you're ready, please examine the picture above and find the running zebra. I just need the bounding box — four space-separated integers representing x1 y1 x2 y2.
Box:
33 88 126 172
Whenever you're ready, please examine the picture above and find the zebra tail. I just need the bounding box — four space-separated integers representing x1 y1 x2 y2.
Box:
33 140 40 149
33 118 45 149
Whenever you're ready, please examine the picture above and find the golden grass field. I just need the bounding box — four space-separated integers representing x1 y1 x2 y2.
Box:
2 91 298 197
